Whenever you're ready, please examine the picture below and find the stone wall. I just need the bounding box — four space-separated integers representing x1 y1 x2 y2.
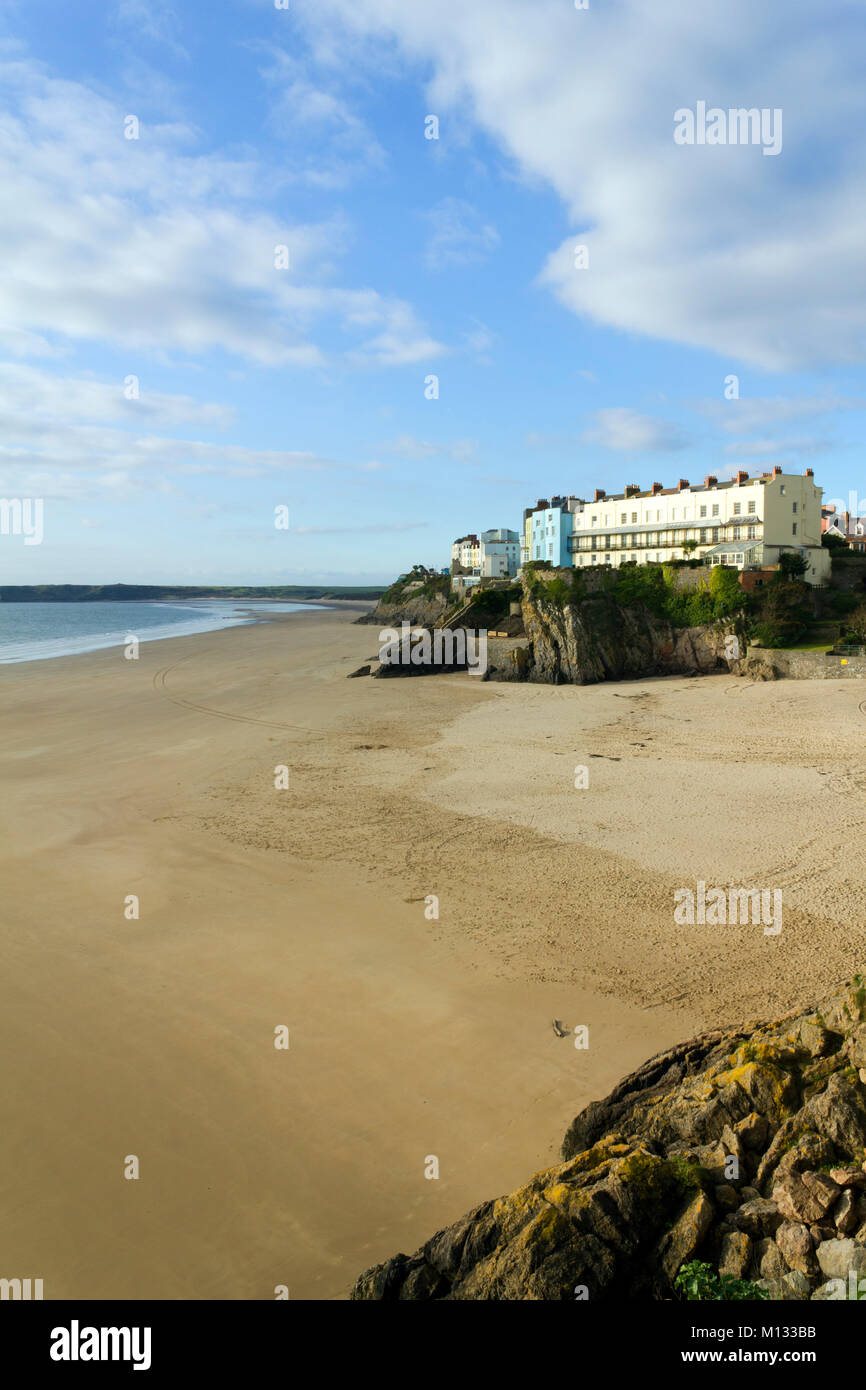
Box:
742 649 866 680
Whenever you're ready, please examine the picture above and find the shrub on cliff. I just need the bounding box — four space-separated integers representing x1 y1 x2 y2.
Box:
750 576 811 648
675 1261 768 1302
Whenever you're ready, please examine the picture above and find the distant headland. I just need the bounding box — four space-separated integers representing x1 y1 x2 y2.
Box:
0 583 386 603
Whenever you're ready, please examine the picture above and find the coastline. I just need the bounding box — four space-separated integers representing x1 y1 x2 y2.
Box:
1 604 863 1298
0 596 364 668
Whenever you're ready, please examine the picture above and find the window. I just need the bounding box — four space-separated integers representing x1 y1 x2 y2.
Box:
605 553 611 562
656 509 661 521
548 543 553 556
792 523 798 536
712 504 719 517
792 502 798 514
671 508 677 520
591 516 597 526
620 513 627 524
748 501 756 513
700 505 707 518
747 525 756 539
712 527 720 541
631 511 638 523
699 528 707 542
604 514 611 526
733 503 742 515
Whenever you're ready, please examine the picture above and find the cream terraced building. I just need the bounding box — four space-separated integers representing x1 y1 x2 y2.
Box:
564 467 830 585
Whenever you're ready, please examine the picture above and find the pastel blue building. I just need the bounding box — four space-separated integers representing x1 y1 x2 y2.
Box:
523 497 576 567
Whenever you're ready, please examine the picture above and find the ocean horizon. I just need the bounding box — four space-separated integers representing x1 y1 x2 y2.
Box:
0 598 325 665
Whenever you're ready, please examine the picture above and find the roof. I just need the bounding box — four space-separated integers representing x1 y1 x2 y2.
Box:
702 540 764 555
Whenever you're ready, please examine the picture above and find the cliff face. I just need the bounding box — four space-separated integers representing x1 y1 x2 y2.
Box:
355 592 452 628
485 587 734 684
351 979 866 1300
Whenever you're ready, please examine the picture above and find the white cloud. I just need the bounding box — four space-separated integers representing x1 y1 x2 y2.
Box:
581 408 688 453
0 58 442 368
0 363 235 428
382 434 478 461
0 370 380 500
261 57 386 188
422 198 499 269
299 0 866 370
113 1 188 59
695 396 865 433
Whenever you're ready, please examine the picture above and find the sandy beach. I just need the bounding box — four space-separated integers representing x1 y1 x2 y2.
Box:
1 602 864 1300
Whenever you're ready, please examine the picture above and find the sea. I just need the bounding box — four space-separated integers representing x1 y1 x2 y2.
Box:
0 599 324 665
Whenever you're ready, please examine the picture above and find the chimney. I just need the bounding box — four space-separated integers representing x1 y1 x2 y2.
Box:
703 474 717 488
651 482 663 495
624 483 640 498
594 488 606 502
805 468 814 478
736 470 750 484
677 478 690 491
772 465 782 478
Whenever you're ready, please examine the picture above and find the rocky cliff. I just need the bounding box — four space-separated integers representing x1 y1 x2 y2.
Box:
353 574 738 684
354 590 452 628
502 584 734 684
351 978 866 1300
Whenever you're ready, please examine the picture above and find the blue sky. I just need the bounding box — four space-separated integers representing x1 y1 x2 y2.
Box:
3 0 866 584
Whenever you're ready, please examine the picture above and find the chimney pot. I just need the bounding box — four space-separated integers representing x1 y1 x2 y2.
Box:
736 470 750 484
704 474 718 488
805 468 814 477
651 482 663 495
594 488 606 502
677 478 690 491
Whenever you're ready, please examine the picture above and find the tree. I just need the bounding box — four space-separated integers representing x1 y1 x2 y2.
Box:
846 605 866 646
777 551 809 580
823 531 849 552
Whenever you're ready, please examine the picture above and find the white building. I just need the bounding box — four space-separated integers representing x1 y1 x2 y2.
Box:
450 534 481 571
566 468 829 584
480 528 520 578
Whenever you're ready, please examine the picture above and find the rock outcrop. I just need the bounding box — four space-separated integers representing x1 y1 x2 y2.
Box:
351 979 866 1300
354 591 452 629
513 582 735 685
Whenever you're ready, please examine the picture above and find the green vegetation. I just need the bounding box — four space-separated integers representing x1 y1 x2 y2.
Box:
823 531 850 552
523 560 749 629
751 572 812 647
615 563 747 627
522 563 585 607
381 566 451 605
841 604 866 648
675 1261 768 1302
